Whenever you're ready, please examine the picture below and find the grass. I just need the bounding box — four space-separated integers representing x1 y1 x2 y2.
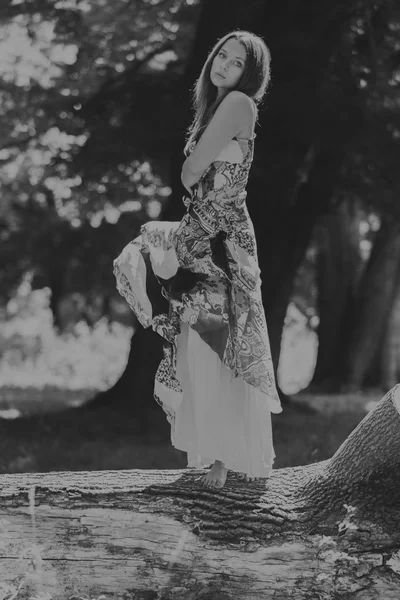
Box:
0 398 369 474
0 285 383 475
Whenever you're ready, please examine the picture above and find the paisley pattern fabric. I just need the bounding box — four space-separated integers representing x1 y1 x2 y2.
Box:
113 135 282 419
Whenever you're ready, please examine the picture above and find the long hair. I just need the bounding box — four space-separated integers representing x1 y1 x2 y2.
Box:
184 30 271 156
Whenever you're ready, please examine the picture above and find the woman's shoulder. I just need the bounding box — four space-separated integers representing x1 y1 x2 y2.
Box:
219 92 256 138
220 91 255 120
220 90 254 111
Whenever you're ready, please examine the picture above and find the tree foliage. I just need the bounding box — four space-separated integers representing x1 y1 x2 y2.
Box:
0 0 200 305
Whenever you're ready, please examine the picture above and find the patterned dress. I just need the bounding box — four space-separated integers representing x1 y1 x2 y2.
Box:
114 134 282 477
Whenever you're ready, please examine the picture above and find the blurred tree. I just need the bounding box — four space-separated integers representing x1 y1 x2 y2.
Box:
311 199 365 392
346 218 400 389
0 0 201 322
308 3 400 392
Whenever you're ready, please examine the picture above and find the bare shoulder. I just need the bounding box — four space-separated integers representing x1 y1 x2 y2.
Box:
220 90 254 113
219 91 254 137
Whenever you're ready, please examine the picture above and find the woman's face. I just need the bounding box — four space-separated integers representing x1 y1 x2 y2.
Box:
210 38 247 96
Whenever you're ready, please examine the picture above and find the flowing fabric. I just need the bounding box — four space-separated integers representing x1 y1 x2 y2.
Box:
114 134 282 477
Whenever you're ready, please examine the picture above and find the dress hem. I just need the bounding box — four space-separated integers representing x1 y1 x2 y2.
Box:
172 440 275 479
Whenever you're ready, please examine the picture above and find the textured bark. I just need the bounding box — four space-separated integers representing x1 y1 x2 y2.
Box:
1 387 400 599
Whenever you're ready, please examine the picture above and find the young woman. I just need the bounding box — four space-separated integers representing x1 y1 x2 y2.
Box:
114 30 282 490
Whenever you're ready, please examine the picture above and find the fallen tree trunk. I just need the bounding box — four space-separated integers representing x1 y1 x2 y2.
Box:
1 387 400 599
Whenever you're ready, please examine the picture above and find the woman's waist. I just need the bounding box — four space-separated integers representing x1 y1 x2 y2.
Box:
183 188 248 211
185 200 251 238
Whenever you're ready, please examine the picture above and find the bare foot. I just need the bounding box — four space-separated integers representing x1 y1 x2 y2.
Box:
198 460 228 489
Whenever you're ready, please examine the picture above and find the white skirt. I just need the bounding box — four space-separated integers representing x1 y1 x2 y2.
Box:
172 322 276 478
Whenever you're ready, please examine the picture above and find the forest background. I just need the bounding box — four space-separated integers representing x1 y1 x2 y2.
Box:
0 0 399 474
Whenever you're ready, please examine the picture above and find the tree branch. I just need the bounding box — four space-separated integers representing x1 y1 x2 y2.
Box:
0 134 37 153
80 41 175 116
115 0 176 19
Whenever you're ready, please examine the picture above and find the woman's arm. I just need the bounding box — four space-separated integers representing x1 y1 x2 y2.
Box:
181 158 201 192
181 91 253 191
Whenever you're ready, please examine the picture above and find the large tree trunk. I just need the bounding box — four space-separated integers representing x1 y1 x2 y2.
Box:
88 0 284 416
1 386 400 598
309 200 364 392
248 15 365 369
93 0 368 416
84 258 171 432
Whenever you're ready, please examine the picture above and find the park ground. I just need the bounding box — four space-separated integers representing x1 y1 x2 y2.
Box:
0 287 383 475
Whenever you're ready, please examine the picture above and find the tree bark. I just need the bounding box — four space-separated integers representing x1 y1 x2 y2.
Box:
1 386 400 598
